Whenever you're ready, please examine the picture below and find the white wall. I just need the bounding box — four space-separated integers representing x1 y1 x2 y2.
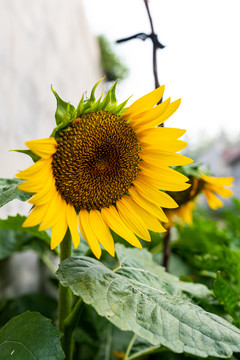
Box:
0 0 103 297
0 0 103 218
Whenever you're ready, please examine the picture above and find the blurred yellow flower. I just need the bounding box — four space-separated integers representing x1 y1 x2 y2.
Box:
167 201 196 226
166 174 234 226
200 174 234 210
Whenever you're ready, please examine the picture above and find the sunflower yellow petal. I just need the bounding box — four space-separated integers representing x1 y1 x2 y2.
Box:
128 187 168 223
130 98 171 127
22 204 49 228
204 189 223 210
78 210 102 259
210 186 233 198
77 215 87 240
140 150 193 166
139 164 190 191
138 173 190 192
157 99 181 126
25 138 57 159
138 172 183 192
50 210 68 249
101 206 142 248
138 127 186 142
142 140 188 153
140 162 189 182
127 200 167 232
28 179 55 205
183 202 195 225
201 175 234 187
89 210 115 257
66 204 80 249
116 197 151 241
135 99 181 131
122 85 165 119
16 159 52 180
133 179 178 209
39 192 64 231
18 170 53 193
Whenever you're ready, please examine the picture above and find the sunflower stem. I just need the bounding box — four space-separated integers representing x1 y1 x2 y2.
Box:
162 228 171 271
58 228 74 359
124 333 137 360
64 298 84 329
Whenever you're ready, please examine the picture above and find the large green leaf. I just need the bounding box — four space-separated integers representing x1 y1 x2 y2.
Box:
0 215 53 260
115 245 212 302
57 244 240 358
0 178 32 208
0 215 50 242
0 311 64 359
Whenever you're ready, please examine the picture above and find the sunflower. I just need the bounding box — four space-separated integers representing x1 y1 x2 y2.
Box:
16 81 192 258
166 201 196 226
200 174 234 210
166 172 234 226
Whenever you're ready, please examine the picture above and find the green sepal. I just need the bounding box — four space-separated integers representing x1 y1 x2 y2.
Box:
90 77 105 102
75 94 85 119
100 80 118 110
51 85 76 137
51 79 131 137
114 96 132 114
175 163 211 179
12 149 40 163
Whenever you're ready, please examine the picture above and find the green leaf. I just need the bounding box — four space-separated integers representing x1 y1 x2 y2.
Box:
72 237 90 257
173 214 240 288
0 311 64 359
13 150 40 163
51 85 75 126
213 272 240 321
97 35 129 82
0 229 31 260
0 215 50 243
0 215 54 260
175 163 210 179
0 293 57 327
73 305 109 359
0 178 32 208
56 244 240 358
115 244 212 302
73 304 140 360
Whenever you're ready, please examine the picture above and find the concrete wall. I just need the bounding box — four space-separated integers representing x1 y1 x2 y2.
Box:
0 0 102 297
0 0 102 218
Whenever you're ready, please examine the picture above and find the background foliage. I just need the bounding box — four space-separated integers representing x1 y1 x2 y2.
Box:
1 180 240 359
97 35 129 82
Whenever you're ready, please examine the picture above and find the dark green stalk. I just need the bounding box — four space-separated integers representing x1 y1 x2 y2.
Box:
162 228 171 271
58 229 73 359
64 298 84 329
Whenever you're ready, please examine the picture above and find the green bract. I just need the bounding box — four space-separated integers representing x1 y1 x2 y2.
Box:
175 163 211 179
51 78 131 137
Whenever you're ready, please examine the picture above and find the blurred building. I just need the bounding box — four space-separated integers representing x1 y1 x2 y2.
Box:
195 135 240 202
0 0 102 297
223 147 240 199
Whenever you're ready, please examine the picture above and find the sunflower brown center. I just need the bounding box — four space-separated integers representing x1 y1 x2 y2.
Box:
51 110 140 211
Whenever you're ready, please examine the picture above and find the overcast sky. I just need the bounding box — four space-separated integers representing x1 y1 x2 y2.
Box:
82 0 240 147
